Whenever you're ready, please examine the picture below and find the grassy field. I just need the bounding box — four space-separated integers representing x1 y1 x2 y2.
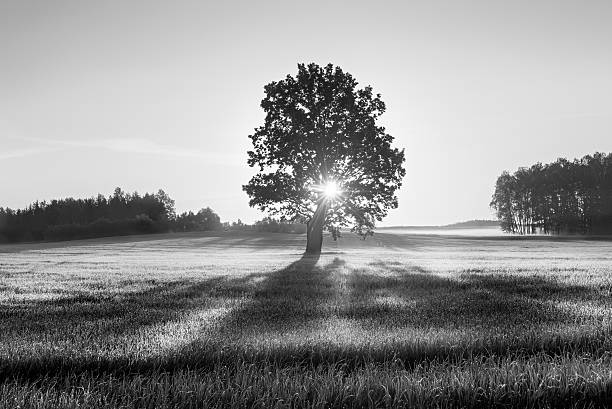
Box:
1 231 612 408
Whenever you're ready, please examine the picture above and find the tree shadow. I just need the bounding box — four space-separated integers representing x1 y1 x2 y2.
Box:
1 279 218 329
0 253 343 379
325 261 611 364
167 259 611 371
2 256 611 382
215 254 343 335
351 261 605 330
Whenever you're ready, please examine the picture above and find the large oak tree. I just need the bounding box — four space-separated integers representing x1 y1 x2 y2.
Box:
244 63 405 253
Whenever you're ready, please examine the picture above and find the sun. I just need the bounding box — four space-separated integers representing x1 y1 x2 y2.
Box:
323 181 341 199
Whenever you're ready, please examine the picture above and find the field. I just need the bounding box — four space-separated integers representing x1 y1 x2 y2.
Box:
1 231 612 408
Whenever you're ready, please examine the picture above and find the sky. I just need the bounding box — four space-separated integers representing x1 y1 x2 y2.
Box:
1 0 611 226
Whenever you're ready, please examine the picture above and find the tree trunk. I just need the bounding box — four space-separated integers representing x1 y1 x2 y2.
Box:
305 200 328 254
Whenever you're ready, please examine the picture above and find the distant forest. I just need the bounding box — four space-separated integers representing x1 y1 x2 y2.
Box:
0 188 307 243
0 188 222 243
491 152 612 234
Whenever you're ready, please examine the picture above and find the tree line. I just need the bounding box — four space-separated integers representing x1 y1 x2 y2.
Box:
228 217 307 234
0 188 312 243
491 152 612 234
0 188 222 243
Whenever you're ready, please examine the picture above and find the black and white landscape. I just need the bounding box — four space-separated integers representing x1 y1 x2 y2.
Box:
1 1 612 408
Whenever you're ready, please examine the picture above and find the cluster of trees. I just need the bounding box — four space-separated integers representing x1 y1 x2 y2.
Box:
491 152 612 234
174 207 222 232
228 217 307 234
0 188 222 243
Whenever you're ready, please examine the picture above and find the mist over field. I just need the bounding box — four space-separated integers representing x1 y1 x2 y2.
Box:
380 226 507 237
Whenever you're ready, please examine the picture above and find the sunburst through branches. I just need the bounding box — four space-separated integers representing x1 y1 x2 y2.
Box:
313 180 343 201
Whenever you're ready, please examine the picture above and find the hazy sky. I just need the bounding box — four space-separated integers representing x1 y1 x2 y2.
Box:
1 0 611 226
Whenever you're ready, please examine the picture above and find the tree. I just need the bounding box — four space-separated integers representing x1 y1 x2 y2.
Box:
490 171 517 233
155 189 176 221
491 152 612 235
243 63 406 254
197 207 222 231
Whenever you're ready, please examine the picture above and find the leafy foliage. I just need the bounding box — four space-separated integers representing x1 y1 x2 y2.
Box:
243 63 405 238
491 152 612 234
226 217 307 234
174 207 222 232
0 188 223 242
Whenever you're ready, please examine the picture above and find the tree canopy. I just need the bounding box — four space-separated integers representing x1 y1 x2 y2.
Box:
0 188 223 243
243 63 405 252
491 152 612 234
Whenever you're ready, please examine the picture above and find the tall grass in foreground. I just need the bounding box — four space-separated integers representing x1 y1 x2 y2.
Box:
3 357 611 409
1 233 612 408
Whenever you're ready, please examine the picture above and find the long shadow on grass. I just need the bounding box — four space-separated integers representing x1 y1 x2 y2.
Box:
2 256 611 381
0 253 341 379
172 259 612 371
329 261 611 363
175 254 347 363
343 262 594 330
214 254 341 334
0 277 233 338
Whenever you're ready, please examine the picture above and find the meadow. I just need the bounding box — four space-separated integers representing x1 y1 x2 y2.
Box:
1 231 611 408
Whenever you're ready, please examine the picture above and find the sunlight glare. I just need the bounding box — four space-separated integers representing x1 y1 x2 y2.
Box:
323 181 341 199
